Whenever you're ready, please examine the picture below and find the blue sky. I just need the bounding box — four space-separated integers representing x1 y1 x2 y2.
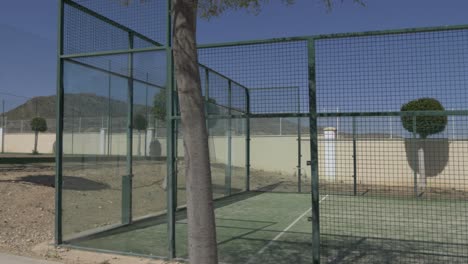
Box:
2 0 468 111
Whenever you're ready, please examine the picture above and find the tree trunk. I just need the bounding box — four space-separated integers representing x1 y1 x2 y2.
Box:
34 131 38 154
138 130 141 156
172 0 218 263
417 143 426 190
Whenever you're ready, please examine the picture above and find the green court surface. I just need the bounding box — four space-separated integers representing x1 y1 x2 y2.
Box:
68 192 468 264
320 195 468 263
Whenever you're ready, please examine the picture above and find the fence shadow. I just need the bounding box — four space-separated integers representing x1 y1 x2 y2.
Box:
12 175 109 191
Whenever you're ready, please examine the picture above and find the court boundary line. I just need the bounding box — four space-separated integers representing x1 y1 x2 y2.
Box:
246 195 329 263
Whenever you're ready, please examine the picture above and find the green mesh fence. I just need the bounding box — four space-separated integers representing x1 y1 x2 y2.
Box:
198 41 309 115
64 0 167 55
57 1 468 263
314 30 468 263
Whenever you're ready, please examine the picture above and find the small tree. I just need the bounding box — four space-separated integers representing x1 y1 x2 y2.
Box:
153 91 220 125
134 113 148 156
30 117 47 154
153 91 166 122
401 98 447 139
401 98 447 189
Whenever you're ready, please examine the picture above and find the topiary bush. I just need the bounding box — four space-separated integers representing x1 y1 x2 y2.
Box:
134 114 148 156
31 117 48 154
31 117 48 132
401 98 448 190
134 113 148 131
153 92 220 126
400 98 447 139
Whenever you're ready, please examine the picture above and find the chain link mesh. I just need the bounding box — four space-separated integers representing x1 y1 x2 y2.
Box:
57 1 468 262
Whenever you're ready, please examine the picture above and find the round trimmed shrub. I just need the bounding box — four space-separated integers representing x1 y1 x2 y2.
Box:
400 98 447 139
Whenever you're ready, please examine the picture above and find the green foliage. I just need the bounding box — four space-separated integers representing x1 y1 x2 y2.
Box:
199 0 293 18
134 113 148 131
400 98 447 139
120 0 365 18
153 92 221 127
199 0 365 18
321 0 365 11
153 92 167 121
30 117 48 133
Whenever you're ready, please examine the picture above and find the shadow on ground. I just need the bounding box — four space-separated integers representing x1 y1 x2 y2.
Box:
322 234 468 264
6 175 110 191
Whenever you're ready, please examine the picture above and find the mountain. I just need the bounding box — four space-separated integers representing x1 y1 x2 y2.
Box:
5 96 56 120
4 94 150 120
5 94 310 135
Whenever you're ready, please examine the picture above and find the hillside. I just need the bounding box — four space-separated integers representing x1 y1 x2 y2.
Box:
5 94 397 138
5 94 149 120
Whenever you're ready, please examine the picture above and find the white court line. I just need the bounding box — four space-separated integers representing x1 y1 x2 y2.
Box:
246 195 329 263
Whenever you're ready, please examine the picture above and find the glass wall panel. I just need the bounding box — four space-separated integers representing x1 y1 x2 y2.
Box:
62 60 127 239
132 82 167 220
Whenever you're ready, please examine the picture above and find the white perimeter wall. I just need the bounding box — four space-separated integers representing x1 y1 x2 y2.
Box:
2 132 467 190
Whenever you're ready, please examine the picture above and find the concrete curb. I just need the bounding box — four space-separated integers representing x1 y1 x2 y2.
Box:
0 253 62 264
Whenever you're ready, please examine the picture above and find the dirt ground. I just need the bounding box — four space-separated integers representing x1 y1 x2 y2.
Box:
0 163 55 257
0 160 296 263
0 162 179 264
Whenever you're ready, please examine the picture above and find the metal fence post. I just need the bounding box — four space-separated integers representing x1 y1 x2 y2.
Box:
71 113 74 155
451 109 455 139
107 60 112 156
204 68 210 148
279 117 283 135
122 31 134 225
245 89 251 192
352 116 357 196
145 73 149 157
55 0 65 246
205 68 209 118
389 116 393 139
154 118 158 138
297 89 302 193
2 100 4 154
78 117 82 134
336 107 339 139
308 38 320 264
173 117 178 210
226 81 233 196
412 115 418 197
166 0 176 257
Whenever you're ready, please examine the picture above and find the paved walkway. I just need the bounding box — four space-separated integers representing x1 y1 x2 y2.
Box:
0 253 62 264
